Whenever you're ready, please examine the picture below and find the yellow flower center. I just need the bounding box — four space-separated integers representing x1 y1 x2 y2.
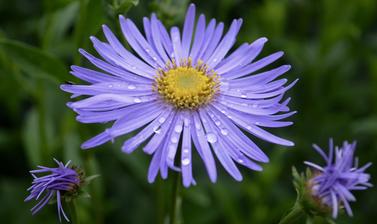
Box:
154 59 219 110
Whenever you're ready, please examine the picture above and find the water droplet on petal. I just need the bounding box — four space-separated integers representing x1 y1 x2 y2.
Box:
221 129 228 136
237 158 244 163
246 126 252 130
128 85 136 90
174 125 183 133
182 158 190 166
206 133 217 143
171 136 178 143
215 121 221 126
153 127 161 134
195 123 201 130
221 81 229 90
241 94 247 98
184 118 190 127
182 148 189 154
152 57 157 61
134 98 141 103
145 48 150 52
158 117 166 123
255 122 261 125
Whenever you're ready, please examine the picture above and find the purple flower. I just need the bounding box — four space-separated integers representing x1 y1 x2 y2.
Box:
61 3 296 187
305 139 372 218
25 159 81 222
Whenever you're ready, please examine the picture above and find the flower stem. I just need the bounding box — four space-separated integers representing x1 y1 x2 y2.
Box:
69 199 80 224
170 172 181 224
279 203 306 224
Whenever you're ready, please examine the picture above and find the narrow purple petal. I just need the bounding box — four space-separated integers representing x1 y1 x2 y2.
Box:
181 3 196 59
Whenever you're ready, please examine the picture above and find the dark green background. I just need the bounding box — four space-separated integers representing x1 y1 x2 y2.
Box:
0 0 376 223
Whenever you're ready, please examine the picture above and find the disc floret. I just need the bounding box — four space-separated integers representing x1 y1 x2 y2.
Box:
154 59 219 110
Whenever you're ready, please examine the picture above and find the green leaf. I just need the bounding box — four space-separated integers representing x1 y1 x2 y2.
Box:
85 174 101 184
107 0 139 16
73 0 106 64
0 39 68 83
41 1 80 51
22 109 42 166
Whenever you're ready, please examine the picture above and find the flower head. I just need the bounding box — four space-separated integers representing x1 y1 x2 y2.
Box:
305 139 372 218
61 4 297 186
25 159 82 222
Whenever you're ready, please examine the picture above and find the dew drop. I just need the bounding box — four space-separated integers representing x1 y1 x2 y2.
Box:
221 81 229 90
220 129 228 136
255 122 261 125
152 57 157 61
174 125 183 133
128 85 136 90
134 98 141 103
213 58 218 62
153 127 161 134
237 158 244 163
246 126 252 130
145 48 150 52
182 158 191 166
183 118 190 127
168 144 176 152
182 148 189 154
158 117 166 123
195 123 201 130
215 121 221 126
171 136 178 143
241 94 247 98
206 133 217 143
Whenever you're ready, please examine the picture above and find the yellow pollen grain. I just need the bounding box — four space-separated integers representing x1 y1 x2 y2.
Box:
154 59 219 110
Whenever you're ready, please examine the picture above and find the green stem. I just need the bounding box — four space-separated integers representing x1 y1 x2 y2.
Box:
279 203 306 224
37 83 48 163
68 199 80 224
170 172 181 224
157 179 165 224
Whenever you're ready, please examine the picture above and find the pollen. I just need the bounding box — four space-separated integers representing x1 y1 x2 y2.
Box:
154 59 219 110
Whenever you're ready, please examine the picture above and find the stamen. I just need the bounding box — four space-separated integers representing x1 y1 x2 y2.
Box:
154 58 219 110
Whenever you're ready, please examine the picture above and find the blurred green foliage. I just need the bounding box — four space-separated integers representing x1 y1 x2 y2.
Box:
0 0 376 223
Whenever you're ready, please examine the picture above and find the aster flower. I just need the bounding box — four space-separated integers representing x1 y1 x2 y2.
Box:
304 139 372 218
25 159 82 222
61 3 297 186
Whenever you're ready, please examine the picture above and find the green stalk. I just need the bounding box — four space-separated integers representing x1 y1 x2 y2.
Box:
279 203 306 224
37 83 48 163
68 199 80 224
170 172 181 224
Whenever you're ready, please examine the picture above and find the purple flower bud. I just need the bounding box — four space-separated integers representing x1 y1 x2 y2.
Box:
305 139 372 218
25 159 82 222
